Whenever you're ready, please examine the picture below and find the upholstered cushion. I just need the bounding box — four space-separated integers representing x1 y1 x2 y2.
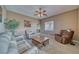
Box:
17 41 32 53
0 32 12 54
62 34 70 38
0 36 9 54
0 32 12 41
14 29 25 37
24 46 39 54
15 35 32 53
8 41 18 54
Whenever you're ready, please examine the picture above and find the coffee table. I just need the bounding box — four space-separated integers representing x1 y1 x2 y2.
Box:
32 35 49 48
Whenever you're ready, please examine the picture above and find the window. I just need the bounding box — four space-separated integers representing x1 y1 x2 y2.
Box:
45 21 54 31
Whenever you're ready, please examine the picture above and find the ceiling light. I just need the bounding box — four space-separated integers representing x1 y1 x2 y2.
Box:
34 8 47 17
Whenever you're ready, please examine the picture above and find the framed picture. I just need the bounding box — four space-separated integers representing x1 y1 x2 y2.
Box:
24 20 31 27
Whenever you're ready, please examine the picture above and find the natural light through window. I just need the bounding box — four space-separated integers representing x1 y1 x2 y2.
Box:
45 21 54 31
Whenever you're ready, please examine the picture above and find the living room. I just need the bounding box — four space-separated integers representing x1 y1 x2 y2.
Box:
0 5 79 54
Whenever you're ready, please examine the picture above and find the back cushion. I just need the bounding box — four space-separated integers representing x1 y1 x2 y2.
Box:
61 30 74 38
0 32 12 41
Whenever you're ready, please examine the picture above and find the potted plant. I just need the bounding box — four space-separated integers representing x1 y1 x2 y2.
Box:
5 19 19 35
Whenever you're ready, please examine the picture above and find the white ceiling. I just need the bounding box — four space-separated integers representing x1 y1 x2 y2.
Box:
5 5 78 19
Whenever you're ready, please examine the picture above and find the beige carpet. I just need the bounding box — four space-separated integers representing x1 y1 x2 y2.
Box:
40 35 79 54
28 34 79 54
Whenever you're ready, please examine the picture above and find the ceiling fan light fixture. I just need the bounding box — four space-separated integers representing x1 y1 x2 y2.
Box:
34 8 47 17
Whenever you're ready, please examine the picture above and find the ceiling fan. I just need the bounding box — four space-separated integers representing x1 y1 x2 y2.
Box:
34 8 47 17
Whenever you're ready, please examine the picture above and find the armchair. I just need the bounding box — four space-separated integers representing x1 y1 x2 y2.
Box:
55 30 74 44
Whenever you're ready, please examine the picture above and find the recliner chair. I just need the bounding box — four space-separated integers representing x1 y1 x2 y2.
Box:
55 30 74 44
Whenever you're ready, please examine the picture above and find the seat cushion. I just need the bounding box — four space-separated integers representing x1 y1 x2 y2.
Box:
0 32 12 54
8 41 18 54
62 34 70 38
15 35 32 54
0 37 9 54
23 46 39 54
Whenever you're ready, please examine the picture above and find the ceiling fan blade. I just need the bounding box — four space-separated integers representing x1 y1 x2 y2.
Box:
34 14 38 15
43 10 46 12
34 8 47 17
35 11 39 13
43 14 47 16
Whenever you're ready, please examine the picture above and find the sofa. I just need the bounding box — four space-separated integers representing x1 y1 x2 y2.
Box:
0 32 18 54
0 31 39 54
15 35 39 54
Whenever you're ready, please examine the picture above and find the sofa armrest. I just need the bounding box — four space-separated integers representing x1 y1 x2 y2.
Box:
55 34 61 36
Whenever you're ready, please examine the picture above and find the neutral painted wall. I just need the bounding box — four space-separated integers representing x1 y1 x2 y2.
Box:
0 7 2 15
6 11 39 34
41 9 78 40
78 8 79 40
0 6 6 33
4 7 79 41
